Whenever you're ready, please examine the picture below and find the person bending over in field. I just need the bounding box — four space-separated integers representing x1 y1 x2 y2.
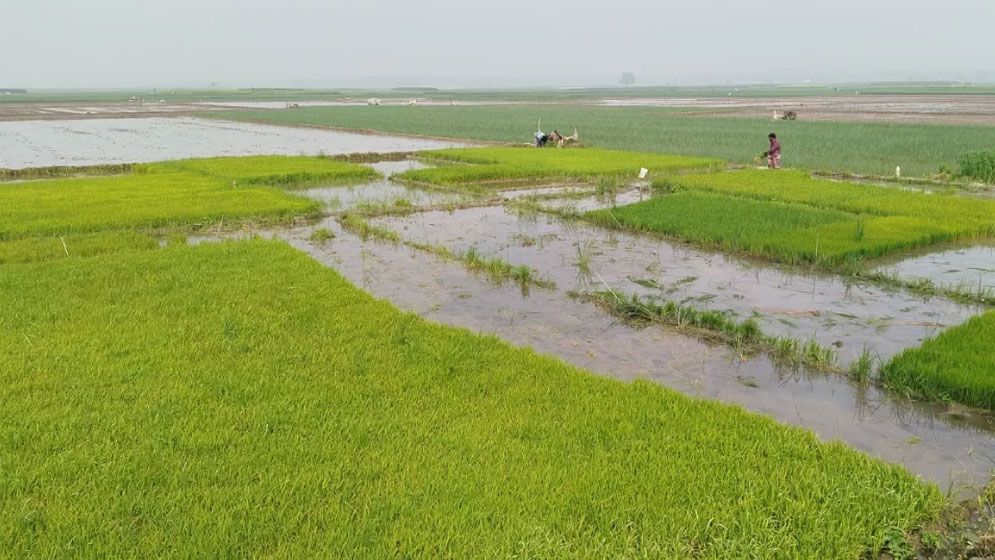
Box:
763 133 781 169
534 130 563 148
534 130 549 147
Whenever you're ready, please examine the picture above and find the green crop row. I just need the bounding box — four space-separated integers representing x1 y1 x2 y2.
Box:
217 105 995 176
0 156 381 240
881 311 995 410
143 155 380 188
589 169 995 266
657 169 995 230
398 147 721 189
0 240 942 558
0 232 160 264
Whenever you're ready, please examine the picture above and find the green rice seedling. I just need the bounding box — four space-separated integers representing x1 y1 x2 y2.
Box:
308 227 335 244
460 246 554 291
881 310 995 410
398 147 721 190
849 347 876 383
585 291 838 371
0 165 320 241
144 155 379 188
590 169 995 268
217 104 995 176
0 240 943 557
0 232 159 264
338 214 401 242
0 163 135 182
573 239 596 275
595 176 620 206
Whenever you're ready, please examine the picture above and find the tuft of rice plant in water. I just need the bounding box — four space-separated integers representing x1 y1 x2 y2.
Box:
586 291 840 373
848 347 875 383
574 240 594 275
338 214 401 243
460 246 554 292
308 228 336 244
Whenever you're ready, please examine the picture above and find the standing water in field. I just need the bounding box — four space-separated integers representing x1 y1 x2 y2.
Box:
371 204 983 366
296 159 471 211
874 242 995 296
189 164 995 489
0 117 470 169
191 214 995 491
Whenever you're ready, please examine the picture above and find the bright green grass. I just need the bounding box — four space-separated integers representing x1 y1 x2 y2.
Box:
0 172 318 240
145 155 379 188
589 169 995 265
663 169 995 230
881 311 995 410
0 232 159 264
0 155 378 239
590 192 861 262
0 240 942 558
399 147 721 188
217 105 995 176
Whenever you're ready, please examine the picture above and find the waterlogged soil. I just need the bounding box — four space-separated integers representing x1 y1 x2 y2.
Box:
297 160 472 210
0 117 469 169
193 214 995 490
874 243 995 294
372 204 983 367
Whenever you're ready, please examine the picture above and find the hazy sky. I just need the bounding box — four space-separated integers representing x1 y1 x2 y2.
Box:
5 0 994 89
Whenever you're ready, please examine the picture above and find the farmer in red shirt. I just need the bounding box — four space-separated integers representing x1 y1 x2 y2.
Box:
764 133 782 169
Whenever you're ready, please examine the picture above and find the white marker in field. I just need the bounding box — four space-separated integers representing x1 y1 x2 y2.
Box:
896 166 901 178
639 168 649 179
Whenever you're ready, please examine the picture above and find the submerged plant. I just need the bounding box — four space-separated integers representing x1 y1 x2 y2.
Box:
308 227 336 244
848 347 876 383
584 290 840 373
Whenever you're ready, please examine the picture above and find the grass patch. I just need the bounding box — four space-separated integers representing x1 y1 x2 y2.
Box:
0 163 135 182
958 149 995 183
881 311 995 410
145 155 379 188
581 290 839 372
307 227 335 244
587 169 995 267
0 232 159 264
396 147 721 189
0 158 334 240
0 240 942 557
217 104 995 176
462 245 555 292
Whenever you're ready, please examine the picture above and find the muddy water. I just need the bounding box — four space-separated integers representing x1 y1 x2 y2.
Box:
0 117 469 169
297 160 472 210
192 217 995 490
373 205 983 366
874 243 995 295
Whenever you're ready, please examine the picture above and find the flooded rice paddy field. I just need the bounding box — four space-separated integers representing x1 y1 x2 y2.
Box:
194 212 995 490
0 117 468 169
4 109 992 490
371 202 983 366
190 157 995 489
874 242 995 295
296 160 472 210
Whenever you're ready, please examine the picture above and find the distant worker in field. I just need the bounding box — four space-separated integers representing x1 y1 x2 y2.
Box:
534 130 563 148
763 132 782 169
534 129 549 147
534 129 571 148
